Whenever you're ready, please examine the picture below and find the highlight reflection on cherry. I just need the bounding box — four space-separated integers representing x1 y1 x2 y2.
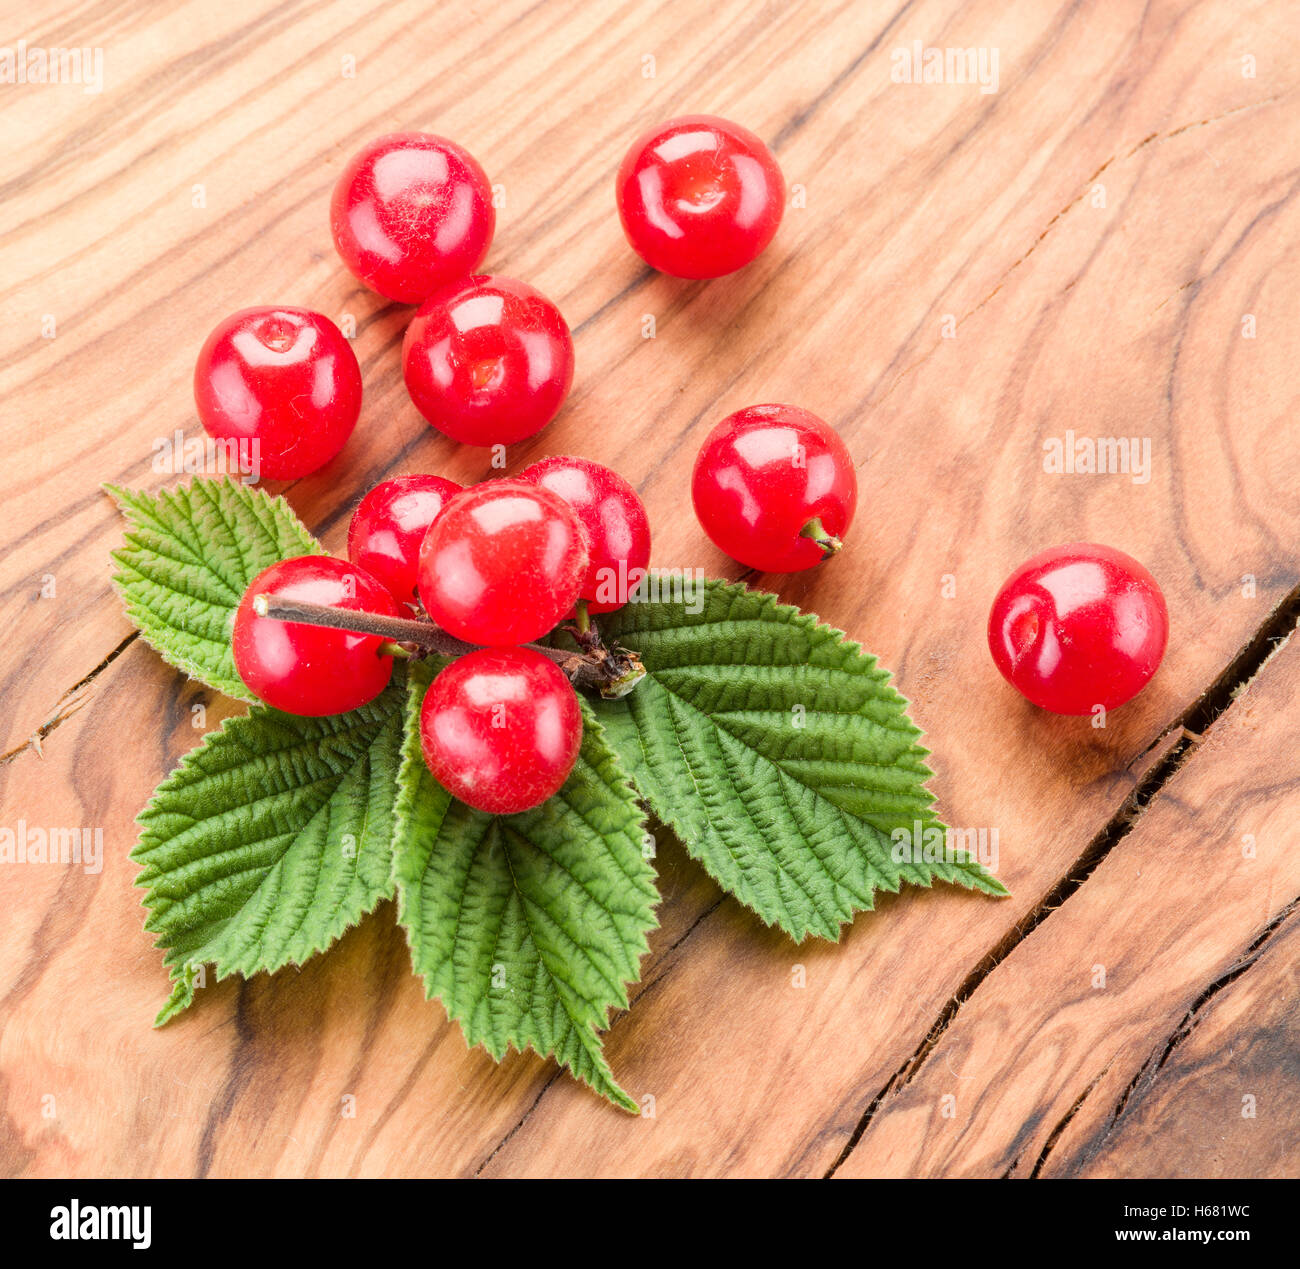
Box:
330 132 495 304
616 115 785 278
401 274 574 446
193 306 362 480
987 542 1169 715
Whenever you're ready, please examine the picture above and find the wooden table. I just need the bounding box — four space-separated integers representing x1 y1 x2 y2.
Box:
2 0 1298 1178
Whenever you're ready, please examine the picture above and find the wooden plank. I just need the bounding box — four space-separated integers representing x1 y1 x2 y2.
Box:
1 0 1298 1176
1074 905 1300 1179
5 0 1298 758
0 641 723 1177
834 629 1300 1178
476 3 1300 1176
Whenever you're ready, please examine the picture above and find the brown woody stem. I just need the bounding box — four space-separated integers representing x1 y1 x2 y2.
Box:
251 593 645 699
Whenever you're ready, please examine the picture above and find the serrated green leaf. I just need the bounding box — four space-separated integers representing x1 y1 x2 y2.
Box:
108 476 324 701
592 579 1006 943
393 662 658 1112
133 680 406 1024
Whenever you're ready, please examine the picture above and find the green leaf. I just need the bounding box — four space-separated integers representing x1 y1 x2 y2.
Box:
593 579 1006 942
134 680 407 1025
108 476 324 702
393 662 658 1112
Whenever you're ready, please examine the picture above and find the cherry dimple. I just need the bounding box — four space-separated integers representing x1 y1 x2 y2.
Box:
617 115 784 278
988 543 1169 715
402 275 573 446
194 306 361 481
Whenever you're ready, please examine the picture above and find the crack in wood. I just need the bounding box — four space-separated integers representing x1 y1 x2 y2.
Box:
1024 1061 1113 1179
620 896 728 1006
473 1072 561 1178
970 97 1283 322
876 93 1283 406
12 542 1299 1177
824 579 1300 1178
473 894 728 1172
1058 892 1300 1176
0 632 137 766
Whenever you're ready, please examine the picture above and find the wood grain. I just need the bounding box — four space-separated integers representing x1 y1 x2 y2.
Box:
834 628 1300 1179
1 0 1298 1177
1076 906 1300 1179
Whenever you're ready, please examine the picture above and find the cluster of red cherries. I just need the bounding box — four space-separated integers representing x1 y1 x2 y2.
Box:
195 116 1168 816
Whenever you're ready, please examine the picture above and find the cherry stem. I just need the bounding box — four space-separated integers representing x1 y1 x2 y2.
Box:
251 593 645 699
799 516 843 558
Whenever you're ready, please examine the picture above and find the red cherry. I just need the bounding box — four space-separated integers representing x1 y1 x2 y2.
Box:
330 132 495 304
419 646 582 815
988 543 1169 715
417 479 588 646
402 274 574 446
232 555 399 716
691 404 857 573
616 115 785 279
193 307 362 481
518 456 651 613
347 474 463 606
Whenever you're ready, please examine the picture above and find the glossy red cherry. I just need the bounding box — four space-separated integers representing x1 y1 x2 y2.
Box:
232 555 399 716
402 274 574 446
347 474 463 606
330 132 495 304
420 647 582 815
518 456 651 613
417 479 588 646
988 543 1169 715
691 404 857 573
616 114 785 279
194 307 362 481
